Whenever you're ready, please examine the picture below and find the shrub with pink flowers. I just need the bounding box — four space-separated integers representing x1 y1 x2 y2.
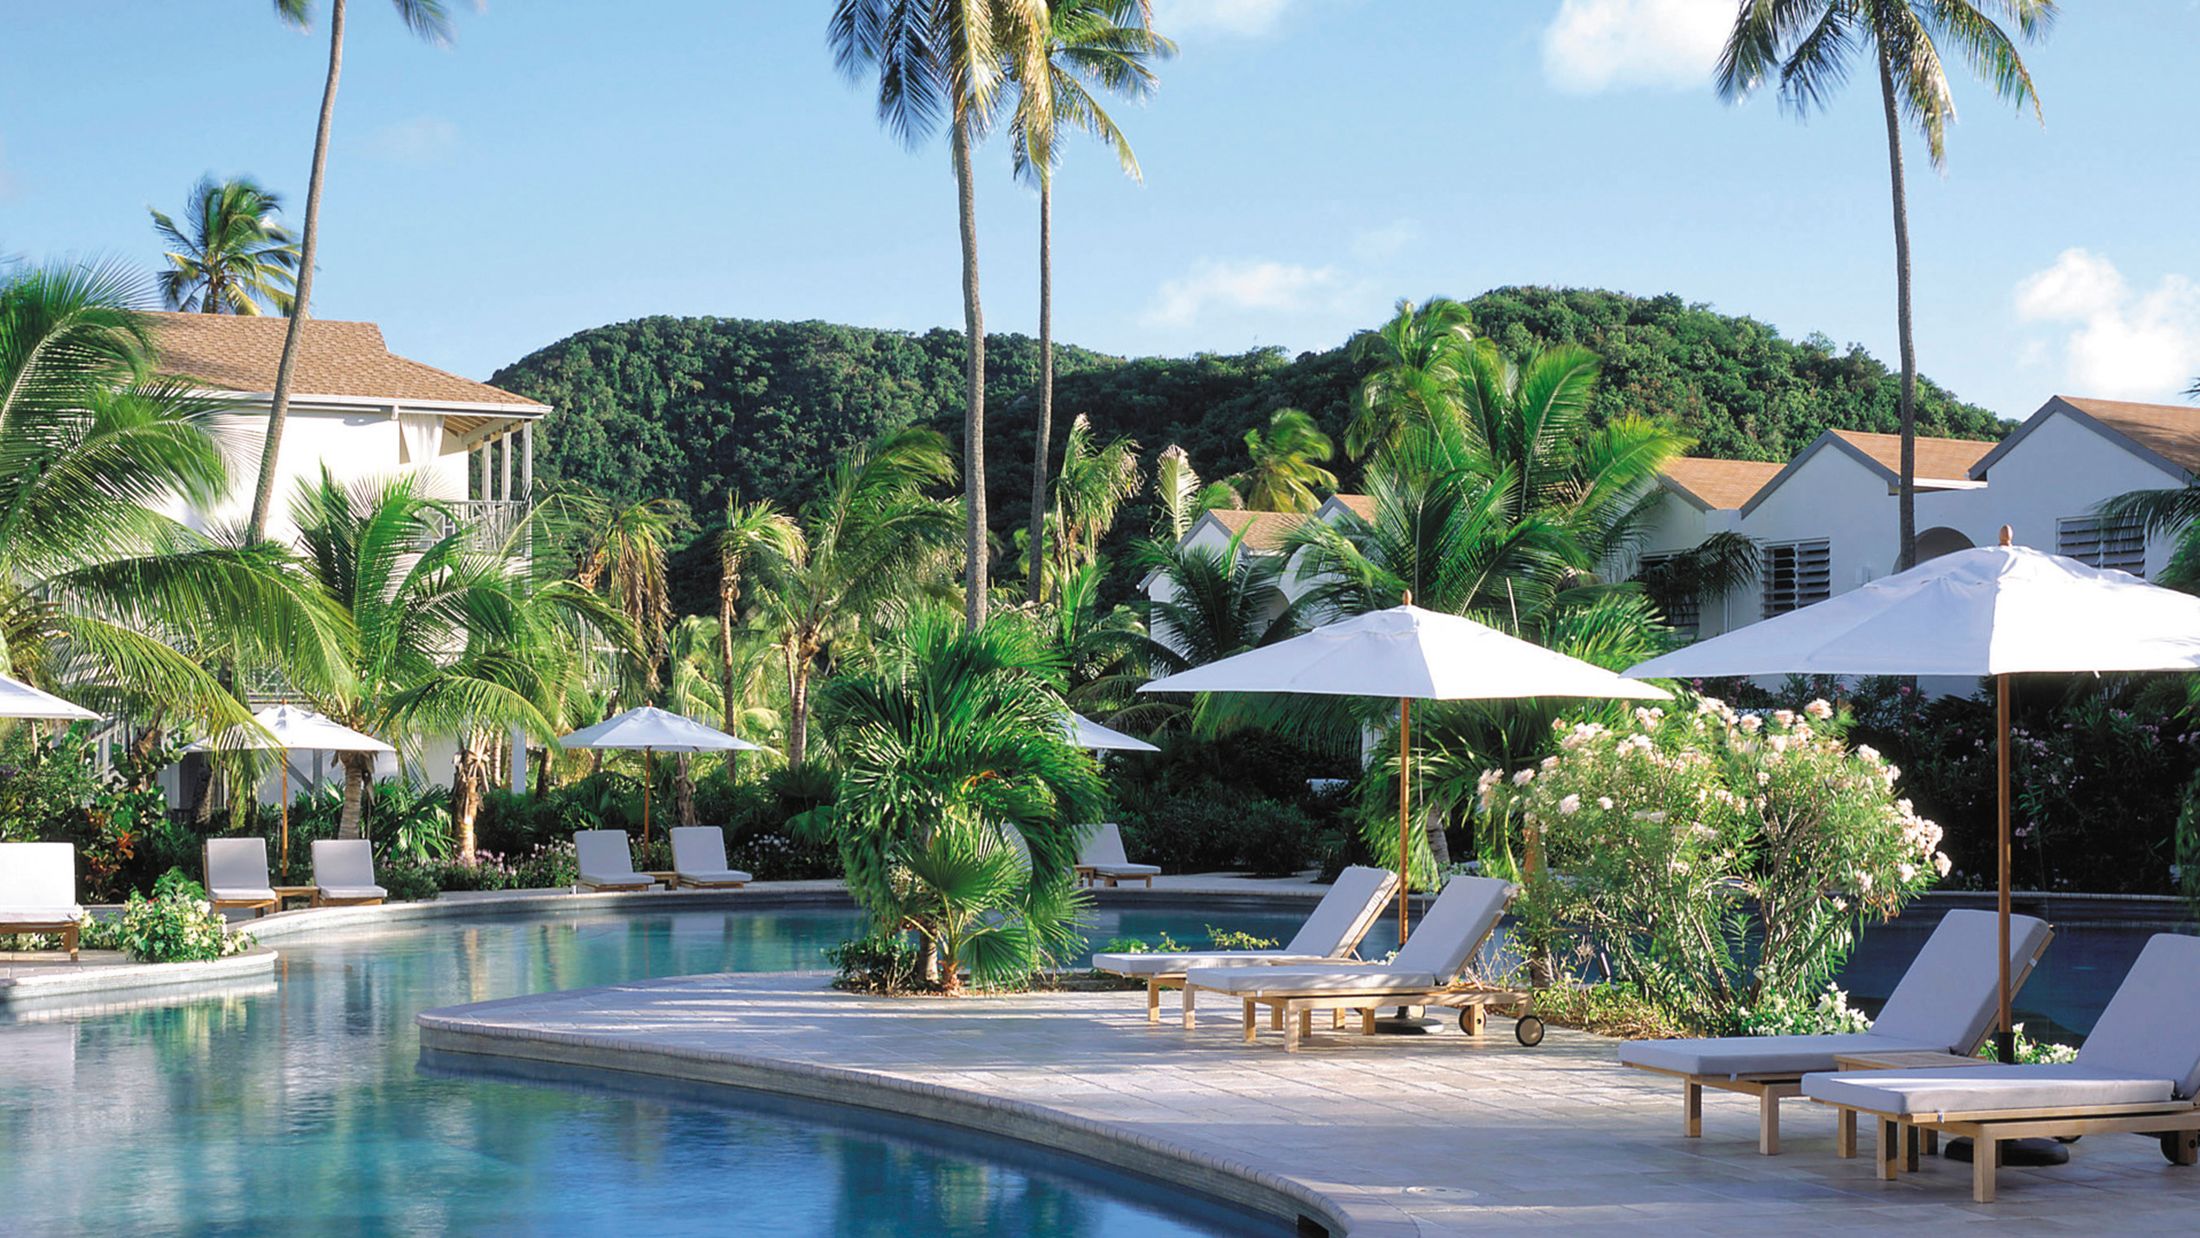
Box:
1482 697 1948 1034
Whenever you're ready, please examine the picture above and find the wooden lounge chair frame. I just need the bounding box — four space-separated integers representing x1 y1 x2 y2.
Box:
0 915 78 961
1073 864 1153 889
1187 977 1543 1052
674 871 749 889
204 842 280 918
576 874 655 892
1815 1095 2200 1202
312 889 385 908
1635 926 2053 1156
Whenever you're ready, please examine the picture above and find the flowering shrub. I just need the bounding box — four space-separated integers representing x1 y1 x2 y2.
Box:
89 870 255 963
1736 985 1875 1036
1483 697 1948 1034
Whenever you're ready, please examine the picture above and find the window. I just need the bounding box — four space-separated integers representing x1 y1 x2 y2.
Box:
1637 552 1702 638
2057 514 2146 576
1760 539 1831 617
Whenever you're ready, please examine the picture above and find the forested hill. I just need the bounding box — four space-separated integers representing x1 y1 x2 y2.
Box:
491 286 2007 533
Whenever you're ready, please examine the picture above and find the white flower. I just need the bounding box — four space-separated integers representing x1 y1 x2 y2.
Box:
1596 796 1614 811
1933 853 1952 878
1804 698 1834 720
1896 862 1917 883
1558 794 1581 815
1631 810 1667 824
1855 744 1881 764
1773 709 1796 728
1512 768 1535 786
1540 755 1560 772
1738 715 1763 734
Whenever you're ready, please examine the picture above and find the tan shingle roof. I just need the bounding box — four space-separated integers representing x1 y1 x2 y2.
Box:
1204 508 1313 552
143 311 544 410
2059 396 2200 474
1830 429 1994 480
1329 494 1375 520
1659 458 1783 510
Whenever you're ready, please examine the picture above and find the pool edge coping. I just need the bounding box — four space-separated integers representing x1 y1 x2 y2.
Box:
0 945 277 1013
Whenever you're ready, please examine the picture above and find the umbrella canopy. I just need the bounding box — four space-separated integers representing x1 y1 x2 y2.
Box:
1066 711 1160 753
558 706 767 754
1625 533 2200 1059
0 674 100 722
1142 604 1673 702
1141 602 1670 942
188 704 394 755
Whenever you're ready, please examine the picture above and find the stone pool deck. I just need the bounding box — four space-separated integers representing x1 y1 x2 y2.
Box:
418 973 2200 1236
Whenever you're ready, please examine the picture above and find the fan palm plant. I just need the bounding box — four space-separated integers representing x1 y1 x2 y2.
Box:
714 496 802 732
1345 296 1475 460
0 261 351 733
752 426 964 765
814 606 1103 992
248 0 454 543
1009 0 1173 603
1717 0 2053 569
1035 413 1140 601
1237 408 1337 513
830 0 1053 630
572 495 683 703
1129 529 1296 679
149 176 299 315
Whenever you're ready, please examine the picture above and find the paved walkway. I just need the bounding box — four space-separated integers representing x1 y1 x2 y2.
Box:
419 972 2200 1236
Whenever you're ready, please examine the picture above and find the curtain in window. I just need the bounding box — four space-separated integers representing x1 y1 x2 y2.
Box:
397 412 445 469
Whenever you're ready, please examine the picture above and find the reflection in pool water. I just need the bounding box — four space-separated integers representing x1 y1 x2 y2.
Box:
0 905 1281 1237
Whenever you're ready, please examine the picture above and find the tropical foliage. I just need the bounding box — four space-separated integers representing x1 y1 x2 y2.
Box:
1236 408 1336 513
148 175 299 315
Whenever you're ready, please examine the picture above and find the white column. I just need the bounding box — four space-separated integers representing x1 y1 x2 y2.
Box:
473 443 487 500
520 423 535 501
499 432 512 501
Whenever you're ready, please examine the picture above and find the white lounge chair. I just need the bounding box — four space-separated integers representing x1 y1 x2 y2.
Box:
1179 874 1523 1051
573 829 655 892
1092 865 1400 1023
310 839 388 907
669 826 753 889
0 842 85 961
205 838 280 917
1074 822 1160 888
1802 932 2200 1202
1617 908 2053 1155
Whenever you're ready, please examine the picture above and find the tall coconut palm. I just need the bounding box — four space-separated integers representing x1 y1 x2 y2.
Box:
1035 413 1139 601
830 0 1053 630
1345 296 1475 461
573 496 682 703
1009 0 1173 603
715 496 802 732
0 261 351 733
1237 408 1337 513
149 176 300 315
1717 0 2052 570
247 0 453 544
753 426 964 765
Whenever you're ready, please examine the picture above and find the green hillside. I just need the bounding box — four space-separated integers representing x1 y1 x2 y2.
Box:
492 285 2008 545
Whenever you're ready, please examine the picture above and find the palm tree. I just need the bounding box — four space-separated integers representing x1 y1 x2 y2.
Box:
830 0 1052 631
753 427 964 765
573 496 682 703
1009 0 1173 603
814 606 1104 991
247 0 453 544
149 176 299 315
664 614 782 825
1237 408 1337 513
715 496 802 732
1717 0 2052 570
0 261 351 734
1345 296 1475 460
1151 443 1239 540
1033 413 1140 601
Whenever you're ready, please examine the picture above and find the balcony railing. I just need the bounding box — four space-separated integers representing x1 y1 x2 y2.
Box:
443 499 529 554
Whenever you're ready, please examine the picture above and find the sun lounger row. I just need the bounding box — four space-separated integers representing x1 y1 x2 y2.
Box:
206 837 388 915
574 827 753 891
0 842 86 960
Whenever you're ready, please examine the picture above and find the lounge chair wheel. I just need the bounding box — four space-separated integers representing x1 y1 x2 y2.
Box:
2159 1132 2197 1164
1514 1015 1545 1046
1457 1008 1475 1035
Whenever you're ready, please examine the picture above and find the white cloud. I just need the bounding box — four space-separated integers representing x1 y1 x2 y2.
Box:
1152 0 1294 39
1540 0 1731 94
2014 248 2200 400
1349 219 1421 263
366 116 460 165
1142 258 1341 329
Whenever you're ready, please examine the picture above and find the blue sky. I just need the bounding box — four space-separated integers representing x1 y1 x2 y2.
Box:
3 1 2196 425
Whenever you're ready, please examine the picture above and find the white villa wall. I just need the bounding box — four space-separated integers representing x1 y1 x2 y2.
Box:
1917 412 2185 574
168 404 470 544
1728 447 1897 623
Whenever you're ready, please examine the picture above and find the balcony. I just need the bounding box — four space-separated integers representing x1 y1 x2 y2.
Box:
443 499 529 555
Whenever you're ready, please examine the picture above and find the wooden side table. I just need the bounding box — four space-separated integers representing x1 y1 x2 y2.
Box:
1828 1048 1985 1175
271 885 318 911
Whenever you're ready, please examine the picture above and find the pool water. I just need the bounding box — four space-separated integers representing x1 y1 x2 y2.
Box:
0 905 1287 1237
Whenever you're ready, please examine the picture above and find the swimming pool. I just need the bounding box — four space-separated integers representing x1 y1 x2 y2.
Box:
0 904 1287 1236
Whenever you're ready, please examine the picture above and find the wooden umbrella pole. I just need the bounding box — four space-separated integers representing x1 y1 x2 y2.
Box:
280 755 290 877
1995 671 2014 1062
1398 696 1411 945
643 747 653 849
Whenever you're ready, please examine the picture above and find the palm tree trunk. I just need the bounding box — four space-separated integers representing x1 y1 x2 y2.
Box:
247 0 344 544
674 753 696 827
337 748 371 840
451 736 488 863
718 564 739 733
952 111 989 630
1877 47 1919 572
1027 179 1053 605
787 652 813 767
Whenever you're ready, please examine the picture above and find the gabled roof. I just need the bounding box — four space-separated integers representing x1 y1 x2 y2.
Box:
1196 508 1314 552
1658 457 1784 511
1970 395 2200 482
144 311 547 413
1738 428 2001 517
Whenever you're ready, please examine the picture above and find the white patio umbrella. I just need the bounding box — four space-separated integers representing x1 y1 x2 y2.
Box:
1627 529 2200 1058
557 706 767 846
0 674 100 722
1141 600 1670 943
1066 710 1160 754
188 705 395 874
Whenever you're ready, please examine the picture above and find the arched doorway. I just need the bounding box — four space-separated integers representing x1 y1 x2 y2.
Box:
1915 526 1975 563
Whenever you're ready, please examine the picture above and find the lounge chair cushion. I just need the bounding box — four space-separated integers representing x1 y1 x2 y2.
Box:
669 827 750 884
1802 1062 2176 1117
210 887 281 904
316 884 387 901
0 906 85 924
1279 865 1396 958
1618 1032 1946 1079
1869 909 2053 1051
1179 965 1443 995
1092 950 1330 976
1087 863 1161 878
0 842 78 916
679 869 753 885
574 830 643 880
1387 875 1514 982
2073 933 2200 1098
579 872 652 887
206 838 276 902
311 839 381 897
1077 823 1159 875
